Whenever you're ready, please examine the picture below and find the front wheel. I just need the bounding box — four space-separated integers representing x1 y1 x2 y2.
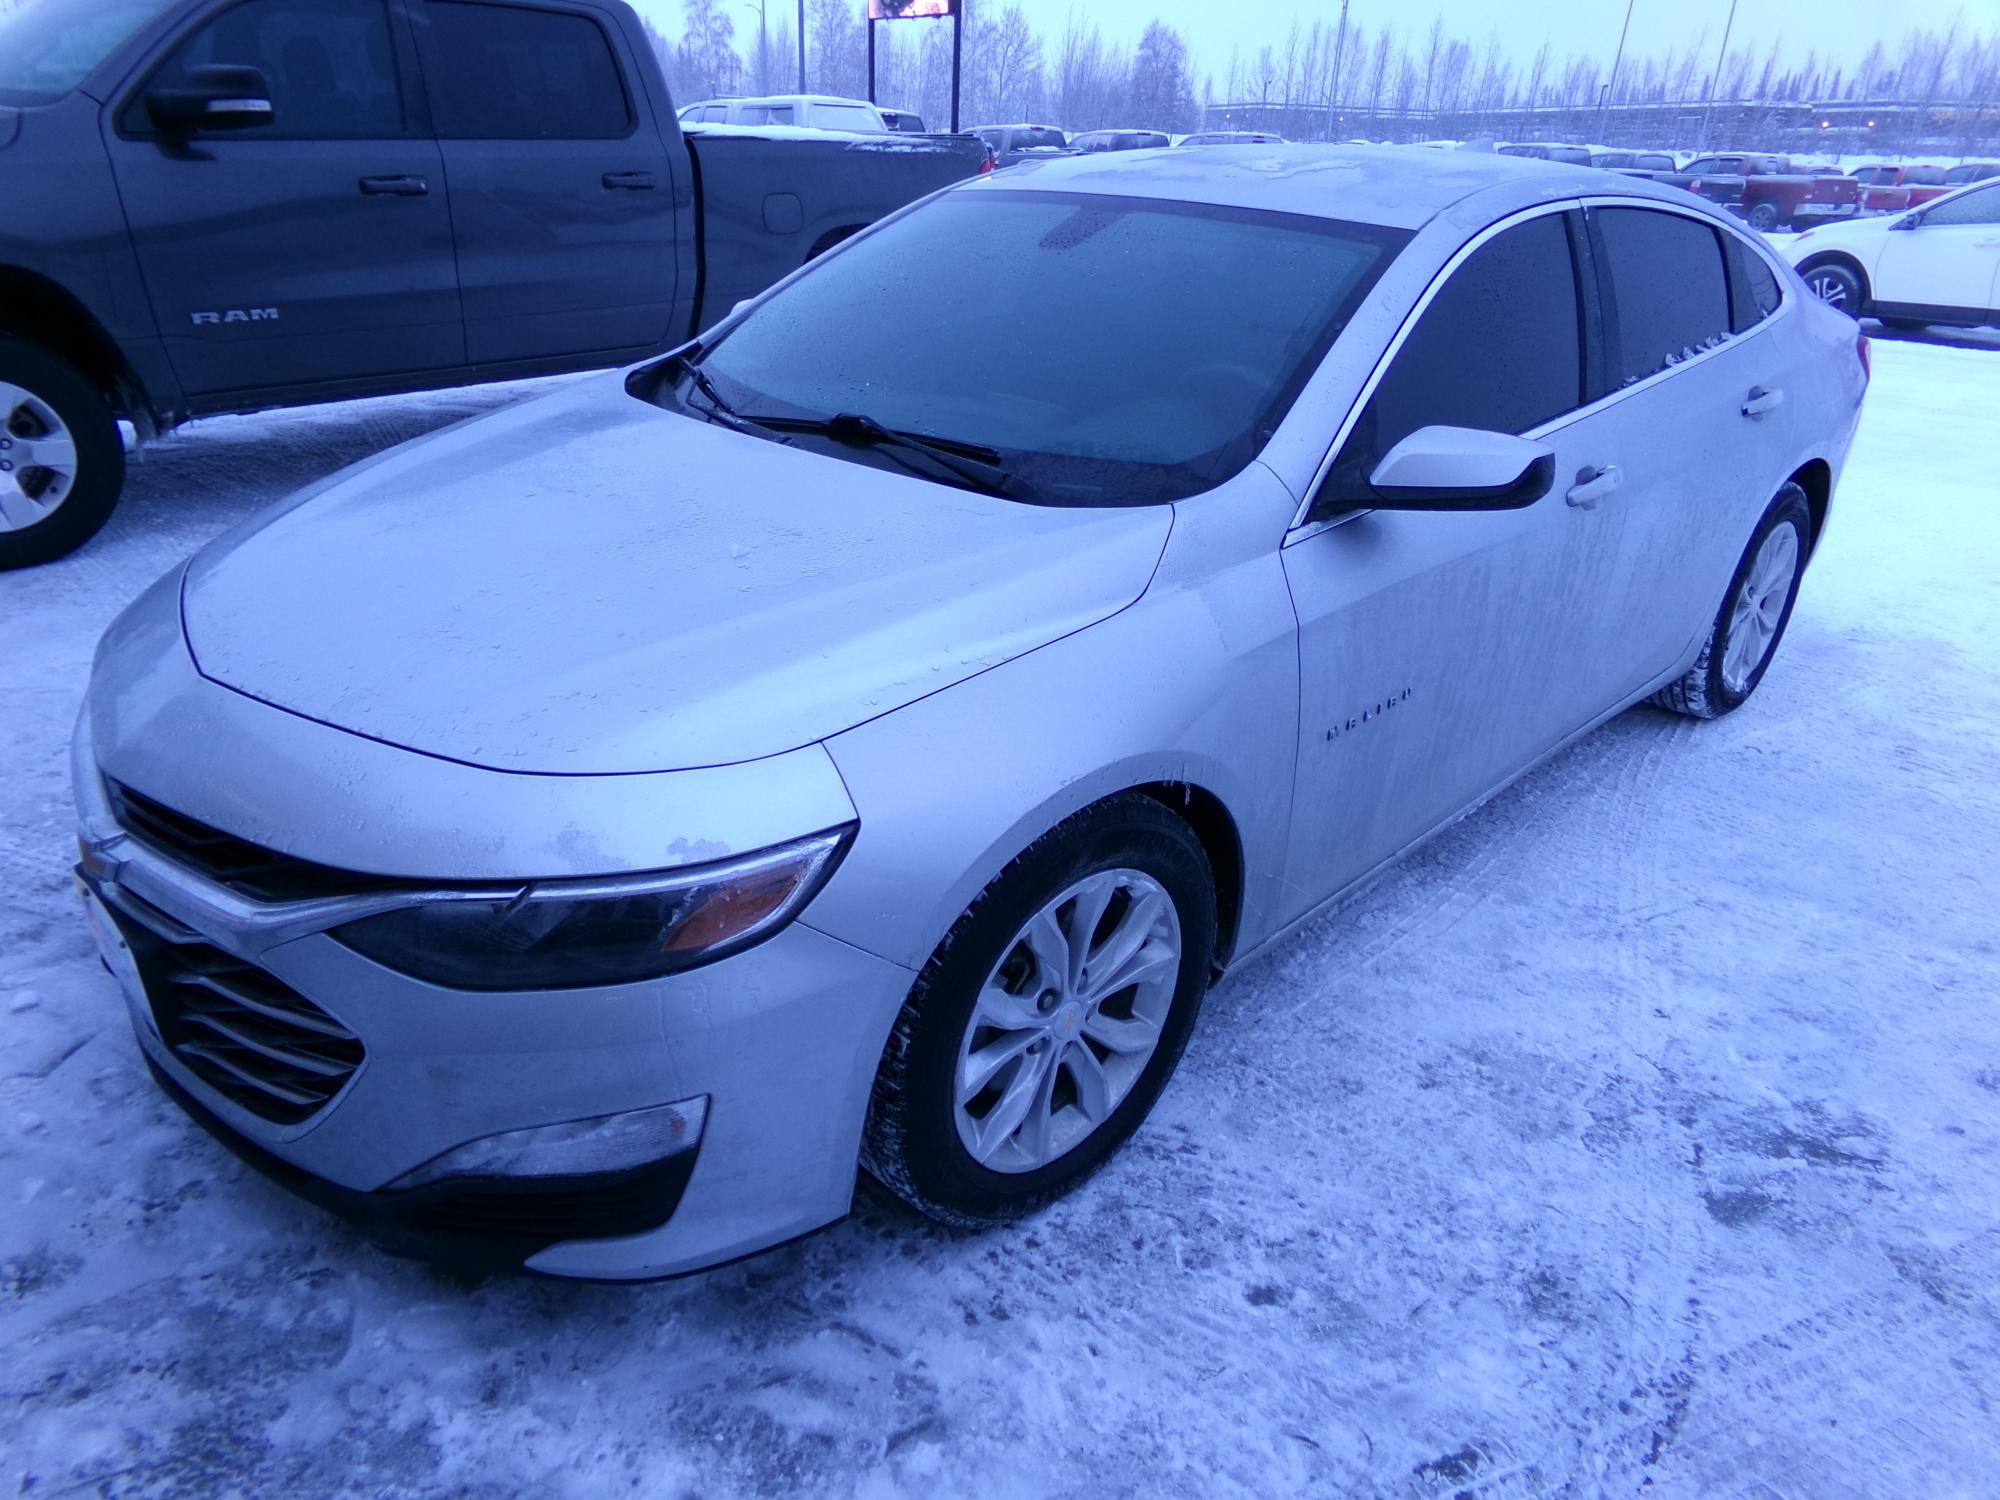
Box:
1650 484 1811 720
0 338 126 570
863 793 1217 1227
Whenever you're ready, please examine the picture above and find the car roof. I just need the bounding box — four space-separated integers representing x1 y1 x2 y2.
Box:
963 143 1703 232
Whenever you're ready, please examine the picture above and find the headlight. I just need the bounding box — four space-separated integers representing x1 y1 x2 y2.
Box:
333 826 852 991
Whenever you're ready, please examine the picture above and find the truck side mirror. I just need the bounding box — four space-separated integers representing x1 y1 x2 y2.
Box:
146 64 274 135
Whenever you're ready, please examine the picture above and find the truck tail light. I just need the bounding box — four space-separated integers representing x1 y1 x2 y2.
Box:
979 146 995 174
1856 331 1872 382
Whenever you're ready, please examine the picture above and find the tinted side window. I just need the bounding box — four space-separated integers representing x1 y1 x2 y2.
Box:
424 1 630 139
1594 207 1732 386
138 0 402 138
1326 212 1582 501
1724 235 1782 333
1922 183 2000 227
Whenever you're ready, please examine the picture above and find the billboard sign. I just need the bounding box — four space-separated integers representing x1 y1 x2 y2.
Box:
868 0 954 16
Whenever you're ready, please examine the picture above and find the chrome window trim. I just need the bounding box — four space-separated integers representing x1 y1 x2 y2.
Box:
1283 194 1791 541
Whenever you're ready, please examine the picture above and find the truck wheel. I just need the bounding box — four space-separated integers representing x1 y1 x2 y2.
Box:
1799 258 1865 317
1649 485 1811 720
1747 202 1781 232
0 339 125 570
862 794 1216 1227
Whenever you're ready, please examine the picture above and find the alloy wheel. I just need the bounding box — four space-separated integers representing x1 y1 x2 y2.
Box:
1722 522 1800 695
0 382 79 533
952 868 1181 1174
1805 269 1851 309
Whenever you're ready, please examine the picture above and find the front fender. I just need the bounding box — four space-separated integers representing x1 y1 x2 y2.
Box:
808 466 1302 972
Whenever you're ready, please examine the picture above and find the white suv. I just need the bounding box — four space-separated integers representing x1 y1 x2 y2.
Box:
1783 177 2000 331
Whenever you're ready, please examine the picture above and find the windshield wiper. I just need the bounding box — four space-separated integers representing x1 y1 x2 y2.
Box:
743 411 1039 500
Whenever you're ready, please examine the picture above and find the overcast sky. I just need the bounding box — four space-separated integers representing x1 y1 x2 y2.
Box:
632 0 1982 92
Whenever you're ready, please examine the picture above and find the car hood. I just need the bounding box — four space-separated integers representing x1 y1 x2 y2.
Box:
183 375 1173 775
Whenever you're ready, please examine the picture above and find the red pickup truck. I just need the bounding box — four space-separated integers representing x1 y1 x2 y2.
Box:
1851 163 1954 214
1670 153 1861 232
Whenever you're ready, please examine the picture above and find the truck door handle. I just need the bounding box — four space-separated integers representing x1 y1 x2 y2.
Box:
1741 385 1785 418
1565 464 1622 510
359 175 429 196
602 171 657 190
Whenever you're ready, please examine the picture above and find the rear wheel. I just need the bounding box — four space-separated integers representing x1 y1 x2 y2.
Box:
863 794 1217 1227
1650 485 1811 720
1747 201 1781 232
1799 258 1865 318
0 338 125 570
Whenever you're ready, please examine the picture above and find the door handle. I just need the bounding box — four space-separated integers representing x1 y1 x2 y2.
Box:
602 171 657 190
1741 385 1785 419
1565 464 1622 510
359 174 429 196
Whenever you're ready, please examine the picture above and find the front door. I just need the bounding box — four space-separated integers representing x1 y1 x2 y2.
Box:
105 0 462 400
1872 182 2000 318
411 0 680 366
1281 207 1635 911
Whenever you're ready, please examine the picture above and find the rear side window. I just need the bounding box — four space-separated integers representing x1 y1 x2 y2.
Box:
1724 235 1782 333
135 0 403 138
1593 207 1732 386
810 102 879 131
1325 211 1582 501
423 1 630 139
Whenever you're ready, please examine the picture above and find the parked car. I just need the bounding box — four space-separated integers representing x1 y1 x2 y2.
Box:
75 145 1866 1279
971 123 1070 168
682 94 893 133
1945 162 2000 186
880 108 926 133
1069 129 1172 153
1499 142 1593 166
1850 162 1952 215
0 0 986 568
1177 131 1287 146
1784 176 2000 331
1670 154 1860 231
1592 149 1678 173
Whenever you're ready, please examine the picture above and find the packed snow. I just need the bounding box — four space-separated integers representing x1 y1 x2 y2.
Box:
3 330 1998 1497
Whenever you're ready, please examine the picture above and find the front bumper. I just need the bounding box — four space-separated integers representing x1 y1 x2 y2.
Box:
73 697 917 1279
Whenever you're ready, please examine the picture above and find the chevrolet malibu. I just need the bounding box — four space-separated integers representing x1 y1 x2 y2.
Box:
75 148 1868 1279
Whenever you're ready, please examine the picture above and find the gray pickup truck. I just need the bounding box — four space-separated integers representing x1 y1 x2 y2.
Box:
0 0 986 567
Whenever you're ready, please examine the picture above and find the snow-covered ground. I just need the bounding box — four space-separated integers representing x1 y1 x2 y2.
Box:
4 333 1999 1498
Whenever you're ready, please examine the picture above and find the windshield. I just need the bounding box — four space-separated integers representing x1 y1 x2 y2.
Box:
1945 165 1994 185
676 190 1407 505
0 0 177 105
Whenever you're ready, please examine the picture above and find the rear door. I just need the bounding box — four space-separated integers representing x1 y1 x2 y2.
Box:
104 0 462 399
412 0 679 365
1281 207 1641 905
1579 203 1798 688
1871 182 2000 318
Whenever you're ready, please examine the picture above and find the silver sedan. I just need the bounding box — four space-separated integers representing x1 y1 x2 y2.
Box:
74 147 1868 1279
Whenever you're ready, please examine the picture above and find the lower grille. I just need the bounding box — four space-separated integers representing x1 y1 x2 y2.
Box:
108 889 364 1125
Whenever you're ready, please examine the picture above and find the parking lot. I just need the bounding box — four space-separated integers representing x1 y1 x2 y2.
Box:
3 329 1999 1497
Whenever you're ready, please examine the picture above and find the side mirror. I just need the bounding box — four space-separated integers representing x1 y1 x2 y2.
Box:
1363 426 1556 511
146 64 274 135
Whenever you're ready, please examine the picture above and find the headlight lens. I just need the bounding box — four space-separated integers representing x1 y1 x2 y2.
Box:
333 826 852 991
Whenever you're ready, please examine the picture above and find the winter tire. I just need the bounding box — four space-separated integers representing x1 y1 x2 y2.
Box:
0 339 125 570
1650 483 1811 720
1798 258 1864 318
862 793 1217 1227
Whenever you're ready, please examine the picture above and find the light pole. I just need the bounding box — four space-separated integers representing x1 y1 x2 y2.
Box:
1694 0 1740 154
742 0 768 93
1596 0 1635 143
797 0 805 91
1326 0 1350 142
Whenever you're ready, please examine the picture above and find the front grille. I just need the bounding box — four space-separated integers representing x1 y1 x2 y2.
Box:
108 889 364 1125
106 781 404 904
